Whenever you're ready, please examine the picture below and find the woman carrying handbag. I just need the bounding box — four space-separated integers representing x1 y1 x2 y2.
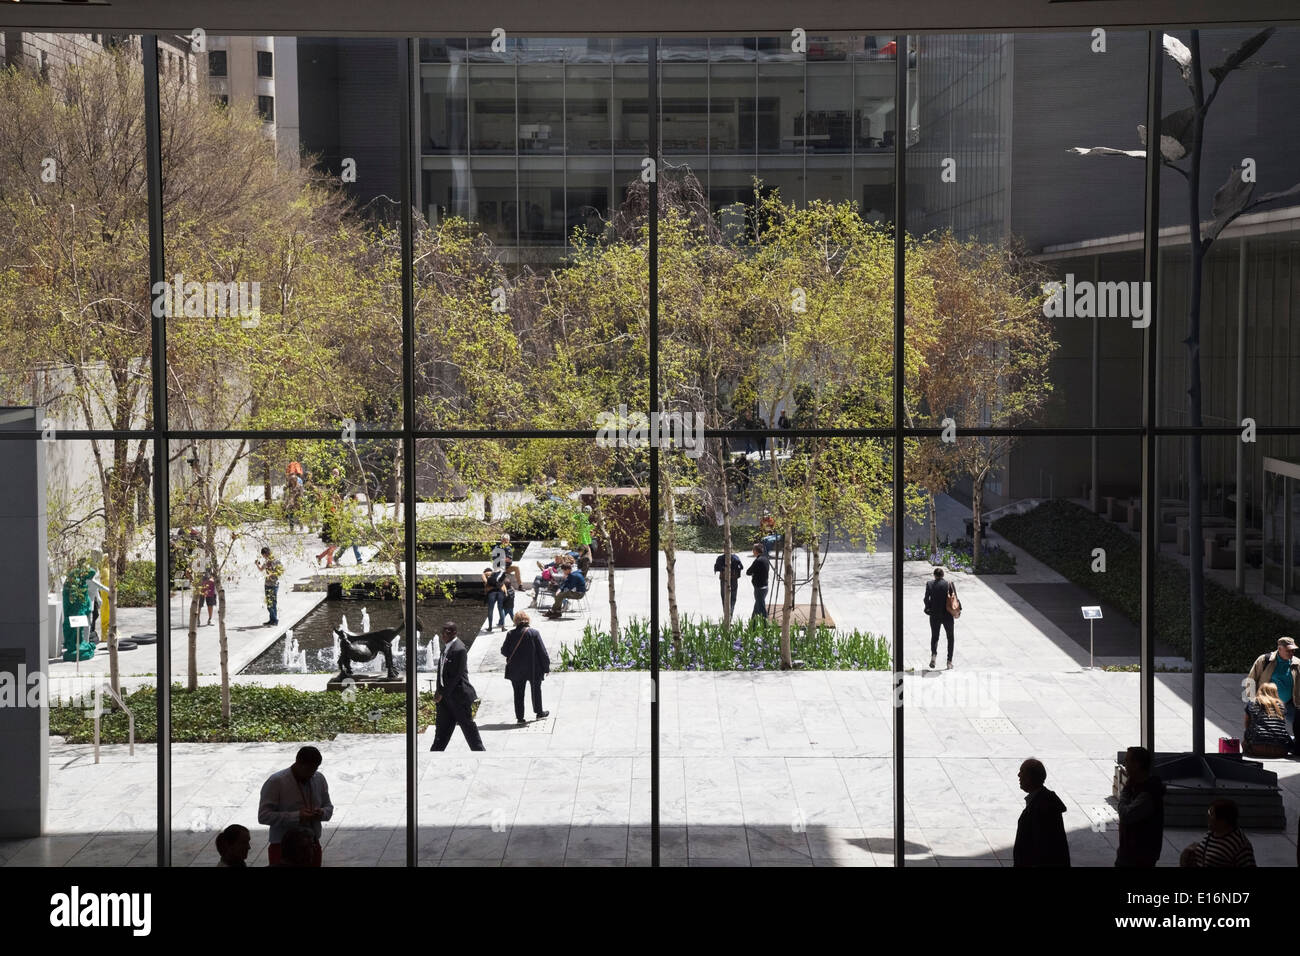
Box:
502 611 551 725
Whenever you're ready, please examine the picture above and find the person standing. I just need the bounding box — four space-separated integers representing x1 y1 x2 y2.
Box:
1246 637 1300 740
777 410 792 453
1012 758 1070 867
430 621 485 751
715 550 743 618
746 543 770 619
284 468 304 532
1115 745 1165 867
257 746 333 867
1180 800 1256 867
923 567 958 669
501 611 550 725
255 546 282 627
200 569 217 626
482 564 513 633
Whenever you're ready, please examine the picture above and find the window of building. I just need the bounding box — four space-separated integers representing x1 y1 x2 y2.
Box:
208 50 227 77
258 94 274 122
257 50 273 78
215 93 229 108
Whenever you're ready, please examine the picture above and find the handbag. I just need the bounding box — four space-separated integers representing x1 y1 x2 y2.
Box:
946 583 962 619
1218 736 1241 755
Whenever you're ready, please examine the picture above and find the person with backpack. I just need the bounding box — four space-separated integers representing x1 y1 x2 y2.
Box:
923 566 959 670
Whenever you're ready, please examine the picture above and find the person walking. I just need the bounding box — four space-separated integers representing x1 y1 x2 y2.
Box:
1180 799 1256 867
430 621 485 751
715 550 743 618
746 543 770 619
1012 758 1070 867
1115 745 1165 867
255 547 282 627
1246 637 1300 741
257 746 333 867
501 611 550 725
214 824 250 867
923 567 958 669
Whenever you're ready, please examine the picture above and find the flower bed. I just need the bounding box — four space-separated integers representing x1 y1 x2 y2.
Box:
557 614 890 671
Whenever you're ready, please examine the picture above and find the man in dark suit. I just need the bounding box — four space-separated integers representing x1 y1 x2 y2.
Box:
430 621 485 751
1013 758 1071 866
922 566 956 670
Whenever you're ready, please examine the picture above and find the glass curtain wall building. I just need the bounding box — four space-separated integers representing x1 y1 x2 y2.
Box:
4 16 1300 869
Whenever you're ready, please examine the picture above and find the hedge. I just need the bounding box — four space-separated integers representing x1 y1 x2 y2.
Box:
50 683 439 743
993 499 1294 672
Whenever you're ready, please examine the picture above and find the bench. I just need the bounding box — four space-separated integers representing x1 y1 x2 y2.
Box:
1177 515 1233 554
1204 528 1264 570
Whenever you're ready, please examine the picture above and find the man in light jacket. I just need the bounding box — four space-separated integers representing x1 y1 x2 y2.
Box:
1247 636 1300 742
258 746 333 866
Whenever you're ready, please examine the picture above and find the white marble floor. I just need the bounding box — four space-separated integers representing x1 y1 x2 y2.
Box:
12 510 1300 866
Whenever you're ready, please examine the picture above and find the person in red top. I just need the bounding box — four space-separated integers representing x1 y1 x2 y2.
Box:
200 570 217 626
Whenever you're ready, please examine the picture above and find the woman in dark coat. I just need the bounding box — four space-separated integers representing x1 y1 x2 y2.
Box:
501 611 550 725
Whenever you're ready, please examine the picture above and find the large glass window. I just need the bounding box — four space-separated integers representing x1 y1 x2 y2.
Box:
6 19 1300 872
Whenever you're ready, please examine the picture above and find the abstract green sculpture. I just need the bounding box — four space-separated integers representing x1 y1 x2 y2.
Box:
61 556 105 662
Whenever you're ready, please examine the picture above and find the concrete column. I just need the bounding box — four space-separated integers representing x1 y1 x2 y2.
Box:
0 407 48 838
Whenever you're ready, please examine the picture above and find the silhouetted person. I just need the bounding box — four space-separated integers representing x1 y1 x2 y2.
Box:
1180 799 1256 867
430 621 485 751
1012 758 1070 867
1115 746 1165 867
923 567 957 669
746 543 770 619
214 824 250 867
271 826 316 867
715 551 742 617
502 611 550 725
258 745 332 866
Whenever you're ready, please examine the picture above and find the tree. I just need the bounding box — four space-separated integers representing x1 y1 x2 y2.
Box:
912 232 1053 566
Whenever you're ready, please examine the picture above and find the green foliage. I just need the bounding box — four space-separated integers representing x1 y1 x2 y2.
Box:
116 560 157 608
502 498 585 542
557 614 890 672
49 683 439 743
993 499 1292 672
673 523 763 554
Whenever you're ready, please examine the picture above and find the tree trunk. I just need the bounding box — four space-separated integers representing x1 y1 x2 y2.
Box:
971 474 985 569
808 532 821 637
187 589 200 692
106 576 121 698
218 581 230 721
719 436 734 631
593 495 619 648
779 525 796 669
662 483 682 656
929 492 938 556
